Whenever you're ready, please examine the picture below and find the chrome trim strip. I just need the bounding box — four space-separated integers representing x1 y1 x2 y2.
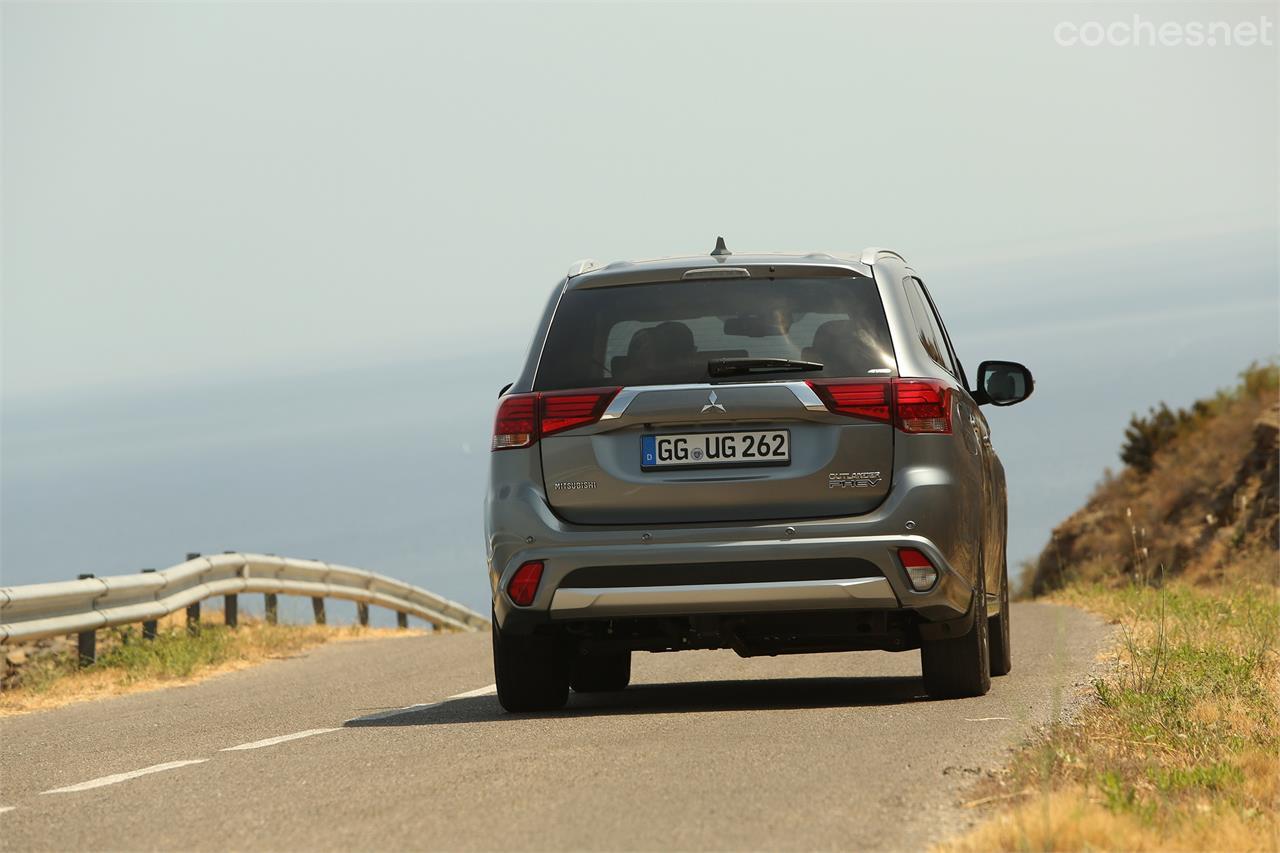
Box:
788 381 829 412
549 576 898 617
599 381 827 421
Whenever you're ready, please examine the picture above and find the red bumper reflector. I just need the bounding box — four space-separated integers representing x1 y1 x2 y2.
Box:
898 548 940 591
507 560 545 606
898 548 932 569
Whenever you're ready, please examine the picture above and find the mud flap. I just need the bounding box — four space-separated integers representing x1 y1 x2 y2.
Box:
917 591 977 642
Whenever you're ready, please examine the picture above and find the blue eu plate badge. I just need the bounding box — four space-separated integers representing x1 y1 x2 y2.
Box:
641 435 657 467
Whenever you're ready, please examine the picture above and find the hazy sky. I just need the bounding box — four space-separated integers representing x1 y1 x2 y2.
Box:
4 1 1275 398
2 2 1277 603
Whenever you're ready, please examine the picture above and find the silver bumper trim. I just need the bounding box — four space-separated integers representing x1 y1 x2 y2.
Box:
549 576 899 618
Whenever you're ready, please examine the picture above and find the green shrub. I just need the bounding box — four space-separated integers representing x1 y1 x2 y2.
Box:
1120 402 1196 474
1118 360 1276 475
1238 360 1279 399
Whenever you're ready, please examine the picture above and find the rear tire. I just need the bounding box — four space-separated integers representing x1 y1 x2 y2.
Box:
921 570 992 699
492 614 570 712
989 562 1012 677
570 651 631 693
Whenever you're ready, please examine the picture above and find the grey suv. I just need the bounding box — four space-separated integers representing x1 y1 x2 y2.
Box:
486 240 1033 711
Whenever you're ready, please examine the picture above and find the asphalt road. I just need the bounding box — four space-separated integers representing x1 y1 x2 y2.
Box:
0 602 1108 852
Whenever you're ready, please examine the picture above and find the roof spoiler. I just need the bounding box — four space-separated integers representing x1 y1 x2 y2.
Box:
859 247 908 266
566 259 600 278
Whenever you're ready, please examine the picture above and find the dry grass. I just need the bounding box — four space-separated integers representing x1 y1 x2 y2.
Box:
941 578 1279 852
951 784 1275 853
952 361 1279 851
0 613 423 717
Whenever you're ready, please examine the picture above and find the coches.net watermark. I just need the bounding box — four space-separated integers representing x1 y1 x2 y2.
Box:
1055 15 1274 48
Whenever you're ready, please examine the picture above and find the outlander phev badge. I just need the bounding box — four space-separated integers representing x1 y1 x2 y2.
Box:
701 391 726 413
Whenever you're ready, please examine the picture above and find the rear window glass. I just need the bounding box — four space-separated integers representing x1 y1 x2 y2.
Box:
534 277 897 391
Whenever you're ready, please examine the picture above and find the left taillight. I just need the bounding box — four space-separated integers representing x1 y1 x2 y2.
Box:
492 393 538 450
541 387 621 437
492 387 620 451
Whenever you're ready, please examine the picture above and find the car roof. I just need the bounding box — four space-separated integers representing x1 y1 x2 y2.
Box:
565 246 903 289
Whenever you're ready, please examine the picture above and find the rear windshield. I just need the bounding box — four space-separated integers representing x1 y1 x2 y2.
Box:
534 277 897 391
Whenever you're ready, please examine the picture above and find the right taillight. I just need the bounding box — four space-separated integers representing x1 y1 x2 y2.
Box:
807 379 891 424
492 387 620 451
808 378 952 434
893 379 952 434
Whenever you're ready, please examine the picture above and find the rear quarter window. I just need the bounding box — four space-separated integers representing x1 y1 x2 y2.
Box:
903 277 956 376
534 277 897 391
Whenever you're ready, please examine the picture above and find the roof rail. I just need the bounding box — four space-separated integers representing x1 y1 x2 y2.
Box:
566 259 600 278
859 247 908 266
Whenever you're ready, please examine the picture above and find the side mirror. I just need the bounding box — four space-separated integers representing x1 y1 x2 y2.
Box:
974 361 1034 407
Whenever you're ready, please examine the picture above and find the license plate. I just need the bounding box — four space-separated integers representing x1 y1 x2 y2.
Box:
641 430 791 469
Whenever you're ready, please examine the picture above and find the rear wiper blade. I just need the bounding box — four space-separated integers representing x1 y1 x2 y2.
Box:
707 357 824 377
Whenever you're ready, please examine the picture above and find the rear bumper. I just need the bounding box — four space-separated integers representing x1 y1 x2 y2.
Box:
488 464 978 635
493 531 974 635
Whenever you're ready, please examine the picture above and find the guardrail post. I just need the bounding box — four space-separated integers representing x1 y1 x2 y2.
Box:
220 551 239 629
76 573 97 665
141 568 158 639
265 594 278 625
311 597 326 625
77 630 96 666
185 553 201 634
356 602 369 627
396 611 408 630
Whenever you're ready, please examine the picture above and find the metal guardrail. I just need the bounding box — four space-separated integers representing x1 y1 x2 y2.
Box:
0 552 489 657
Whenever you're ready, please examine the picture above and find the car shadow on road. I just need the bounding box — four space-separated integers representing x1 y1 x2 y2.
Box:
345 675 928 728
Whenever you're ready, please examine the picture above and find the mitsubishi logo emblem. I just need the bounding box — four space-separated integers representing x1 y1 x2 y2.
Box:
701 391 726 413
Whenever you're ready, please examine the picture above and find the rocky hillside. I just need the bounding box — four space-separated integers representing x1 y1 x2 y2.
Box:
1030 362 1278 594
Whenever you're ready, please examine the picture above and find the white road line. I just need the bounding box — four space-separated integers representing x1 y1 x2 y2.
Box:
39 759 209 795
346 701 441 724
221 728 339 752
345 683 498 724
450 684 498 700
964 716 1012 722
0 806 16 815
